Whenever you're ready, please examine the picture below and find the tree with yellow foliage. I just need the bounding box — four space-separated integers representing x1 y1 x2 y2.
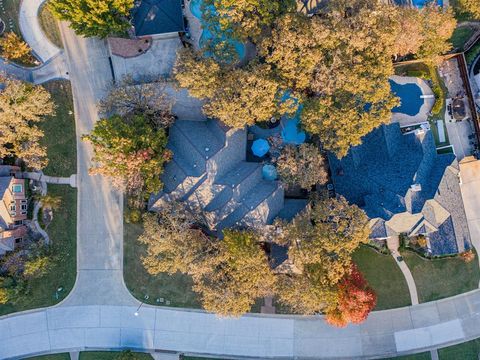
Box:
276 197 370 314
0 76 55 169
49 0 133 38
453 0 480 19
0 32 31 61
139 202 211 276
203 0 295 42
192 229 276 316
174 50 296 128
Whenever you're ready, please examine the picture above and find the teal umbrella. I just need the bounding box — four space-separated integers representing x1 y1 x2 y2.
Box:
262 164 277 181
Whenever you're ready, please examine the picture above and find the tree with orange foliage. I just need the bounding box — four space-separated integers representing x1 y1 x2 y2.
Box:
325 264 376 327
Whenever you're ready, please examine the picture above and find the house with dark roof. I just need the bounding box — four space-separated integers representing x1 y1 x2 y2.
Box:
149 119 308 235
131 0 184 37
329 123 472 256
0 166 28 256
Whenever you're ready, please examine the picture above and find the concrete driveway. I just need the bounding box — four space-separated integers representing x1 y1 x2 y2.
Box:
460 157 480 273
110 36 181 81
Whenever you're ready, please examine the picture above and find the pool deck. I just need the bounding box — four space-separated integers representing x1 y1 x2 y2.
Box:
185 0 203 50
390 75 435 127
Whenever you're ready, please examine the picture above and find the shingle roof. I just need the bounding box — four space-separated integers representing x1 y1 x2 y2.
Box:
330 123 471 255
132 0 184 37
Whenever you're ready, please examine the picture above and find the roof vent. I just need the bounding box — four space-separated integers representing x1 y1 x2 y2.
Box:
411 183 422 192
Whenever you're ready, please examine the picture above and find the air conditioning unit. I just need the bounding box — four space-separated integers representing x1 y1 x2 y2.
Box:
414 128 425 136
411 183 422 192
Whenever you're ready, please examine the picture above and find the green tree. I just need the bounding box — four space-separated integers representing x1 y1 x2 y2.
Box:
301 87 398 157
139 202 211 276
276 266 339 315
393 7 423 58
174 50 296 128
82 113 170 194
0 32 31 61
0 76 55 169
48 0 133 38
275 143 328 189
259 13 334 91
204 0 295 41
275 197 370 314
203 62 296 128
259 0 399 157
415 4 456 62
174 48 222 99
192 229 276 316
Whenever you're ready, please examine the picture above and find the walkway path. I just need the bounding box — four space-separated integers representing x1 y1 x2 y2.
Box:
19 172 77 188
0 54 68 84
387 237 420 306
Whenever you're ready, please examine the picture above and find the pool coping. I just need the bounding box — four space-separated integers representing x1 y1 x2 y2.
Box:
390 75 435 127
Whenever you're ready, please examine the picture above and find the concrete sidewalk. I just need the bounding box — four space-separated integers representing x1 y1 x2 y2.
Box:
19 0 61 62
2 293 480 360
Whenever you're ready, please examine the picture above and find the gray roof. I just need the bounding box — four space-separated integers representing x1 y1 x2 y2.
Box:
329 124 471 255
150 119 305 234
0 177 11 199
132 0 184 37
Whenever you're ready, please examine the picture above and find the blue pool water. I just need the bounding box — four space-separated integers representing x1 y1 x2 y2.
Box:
189 0 246 61
199 29 246 60
412 0 443 8
389 80 424 116
279 91 306 145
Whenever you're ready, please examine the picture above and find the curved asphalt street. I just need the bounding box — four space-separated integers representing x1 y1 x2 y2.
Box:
2 3 480 360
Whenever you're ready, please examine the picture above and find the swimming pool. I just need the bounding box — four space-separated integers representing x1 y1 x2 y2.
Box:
411 0 443 8
389 79 424 116
189 0 246 61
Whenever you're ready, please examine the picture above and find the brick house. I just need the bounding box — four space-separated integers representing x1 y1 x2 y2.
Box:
0 166 28 256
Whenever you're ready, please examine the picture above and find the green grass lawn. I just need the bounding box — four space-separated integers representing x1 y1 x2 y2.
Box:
450 26 475 51
439 338 480 359
38 3 63 49
353 245 411 310
26 354 71 360
382 352 431 360
80 351 153 360
0 80 77 316
394 62 431 78
401 250 480 303
0 184 76 315
40 80 76 177
123 220 201 308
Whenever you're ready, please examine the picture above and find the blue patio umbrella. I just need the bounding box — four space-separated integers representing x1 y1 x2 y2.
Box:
251 139 270 157
262 164 278 181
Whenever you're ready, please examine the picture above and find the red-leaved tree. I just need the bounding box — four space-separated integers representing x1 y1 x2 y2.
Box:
325 264 377 327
